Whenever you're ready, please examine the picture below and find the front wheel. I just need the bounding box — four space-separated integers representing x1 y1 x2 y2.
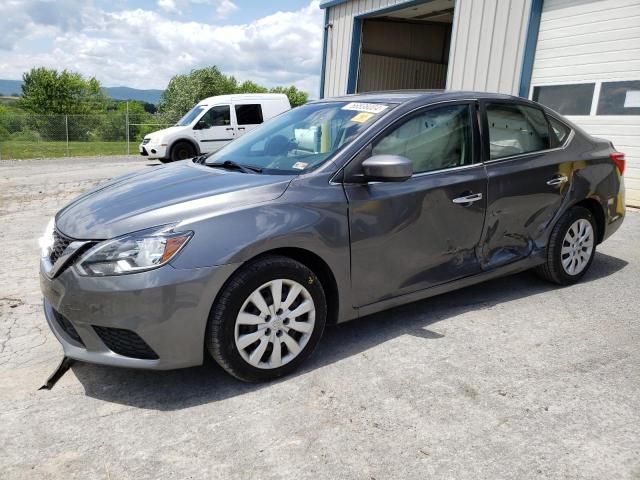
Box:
170 141 196 162
206 255 327 382
535 206 597 285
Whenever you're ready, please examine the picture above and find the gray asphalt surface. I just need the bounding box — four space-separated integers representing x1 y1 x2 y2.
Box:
1 156 639 479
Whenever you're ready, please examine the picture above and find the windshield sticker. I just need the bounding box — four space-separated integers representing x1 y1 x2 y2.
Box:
292 162 309 170
341 102 388 114
350 112 375 123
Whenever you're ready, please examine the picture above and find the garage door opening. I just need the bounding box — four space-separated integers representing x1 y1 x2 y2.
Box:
356 0 454 93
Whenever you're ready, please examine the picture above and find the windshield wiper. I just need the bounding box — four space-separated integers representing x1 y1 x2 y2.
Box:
206 160 262 174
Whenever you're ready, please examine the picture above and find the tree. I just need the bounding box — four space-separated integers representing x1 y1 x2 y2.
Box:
269 85 308 108
19 67 107 114
158 66 238 118
236 80 268 94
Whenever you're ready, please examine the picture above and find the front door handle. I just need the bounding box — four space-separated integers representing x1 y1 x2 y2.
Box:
225 127 234 131
452 193 483 204
546 175 568 186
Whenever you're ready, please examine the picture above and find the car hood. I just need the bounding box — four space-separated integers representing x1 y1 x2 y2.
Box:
145 126 185 141
55 161 294 239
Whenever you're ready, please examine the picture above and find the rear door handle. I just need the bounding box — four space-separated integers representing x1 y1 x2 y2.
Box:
546 175 568 186
225 127 234 131
452 193 483 204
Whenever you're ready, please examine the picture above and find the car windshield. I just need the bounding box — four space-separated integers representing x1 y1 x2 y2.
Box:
204 101 393 174
176 105 206 126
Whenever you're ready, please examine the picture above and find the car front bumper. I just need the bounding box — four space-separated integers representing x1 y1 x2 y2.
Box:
139 142 168 159
40 259 239 370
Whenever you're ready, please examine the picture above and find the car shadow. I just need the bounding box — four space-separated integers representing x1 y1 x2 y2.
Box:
71 252 627 411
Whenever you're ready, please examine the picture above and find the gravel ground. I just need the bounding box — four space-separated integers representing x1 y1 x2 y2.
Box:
0 156 639 479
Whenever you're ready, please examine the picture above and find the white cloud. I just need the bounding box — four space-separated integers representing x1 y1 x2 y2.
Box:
157 0 179 14
213 0 238 18
156 0 238 18
0 1 323 97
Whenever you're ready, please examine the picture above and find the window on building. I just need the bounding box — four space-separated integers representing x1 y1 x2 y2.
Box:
372 104 472 174
532 84 595 116
548 116 571 146
199 105 231 128
486 103 550 159
597 80 640 115
235 104 264 125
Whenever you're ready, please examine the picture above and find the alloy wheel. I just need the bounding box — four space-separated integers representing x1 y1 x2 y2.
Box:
561 218 594 275
234 279 316 369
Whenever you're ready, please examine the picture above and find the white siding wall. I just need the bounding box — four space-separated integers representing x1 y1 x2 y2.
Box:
448 0 532 94
530 0 640 206
323 0 533 98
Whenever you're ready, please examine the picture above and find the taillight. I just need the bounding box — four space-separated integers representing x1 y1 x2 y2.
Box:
610 152 625 175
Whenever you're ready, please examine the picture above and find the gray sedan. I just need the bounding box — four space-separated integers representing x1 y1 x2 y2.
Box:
39 91 626 381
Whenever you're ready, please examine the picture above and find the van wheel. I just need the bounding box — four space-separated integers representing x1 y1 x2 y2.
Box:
535 206 597 285
206 255 327 382
170 141 196 161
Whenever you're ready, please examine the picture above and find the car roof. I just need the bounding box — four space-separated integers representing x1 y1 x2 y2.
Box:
310 90 523 105
197 93 288 105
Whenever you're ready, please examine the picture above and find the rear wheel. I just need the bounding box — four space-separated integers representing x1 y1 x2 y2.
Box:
170 141 196 162
206 255 327 382
535 206 597 285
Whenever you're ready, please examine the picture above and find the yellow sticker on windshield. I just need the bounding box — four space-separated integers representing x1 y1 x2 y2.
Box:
351 112 374 123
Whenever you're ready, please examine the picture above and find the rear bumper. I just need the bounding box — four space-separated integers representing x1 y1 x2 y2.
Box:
40 261 239 370
602 179 626 243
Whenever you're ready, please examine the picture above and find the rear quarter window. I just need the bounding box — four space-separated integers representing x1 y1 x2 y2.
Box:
548 116 571 146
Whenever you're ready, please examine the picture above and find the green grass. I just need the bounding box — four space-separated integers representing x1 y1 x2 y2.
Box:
0 141 132 159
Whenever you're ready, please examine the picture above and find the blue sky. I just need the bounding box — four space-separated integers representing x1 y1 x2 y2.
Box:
1 0 323 95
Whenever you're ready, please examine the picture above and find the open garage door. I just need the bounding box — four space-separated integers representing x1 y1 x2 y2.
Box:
356 1 453 92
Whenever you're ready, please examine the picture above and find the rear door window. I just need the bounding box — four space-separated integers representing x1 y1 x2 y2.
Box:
235 104 264 125
485 103 550 160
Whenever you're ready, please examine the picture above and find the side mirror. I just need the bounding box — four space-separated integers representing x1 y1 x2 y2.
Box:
361 155 413 182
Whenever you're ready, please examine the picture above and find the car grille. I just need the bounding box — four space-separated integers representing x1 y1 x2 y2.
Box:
52 309 85 346
50 229 73 264
93 326 159 360
49 229 96 274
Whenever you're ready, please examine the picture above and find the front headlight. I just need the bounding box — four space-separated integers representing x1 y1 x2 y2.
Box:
39 217 55 258
76 226 193 276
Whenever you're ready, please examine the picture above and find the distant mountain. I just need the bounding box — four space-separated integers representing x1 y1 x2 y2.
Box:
0 79 22 97
103 86 163 104
0 79 163 104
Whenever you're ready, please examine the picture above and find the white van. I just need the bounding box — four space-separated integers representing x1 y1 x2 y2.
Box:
139 93 291 162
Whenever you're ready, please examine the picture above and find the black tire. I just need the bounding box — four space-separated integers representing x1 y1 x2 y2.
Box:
535 206 597 285
206 255 327 382
170 141 196 162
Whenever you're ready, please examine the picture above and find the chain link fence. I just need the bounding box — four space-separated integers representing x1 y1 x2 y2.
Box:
0 110 178 160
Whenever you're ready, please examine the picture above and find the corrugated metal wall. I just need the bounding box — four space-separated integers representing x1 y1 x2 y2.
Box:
529 0 640 206
447 0 532 94
357 54 448 91
322 0 533 98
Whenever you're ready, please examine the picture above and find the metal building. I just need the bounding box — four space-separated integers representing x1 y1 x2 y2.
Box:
319 0 640 205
